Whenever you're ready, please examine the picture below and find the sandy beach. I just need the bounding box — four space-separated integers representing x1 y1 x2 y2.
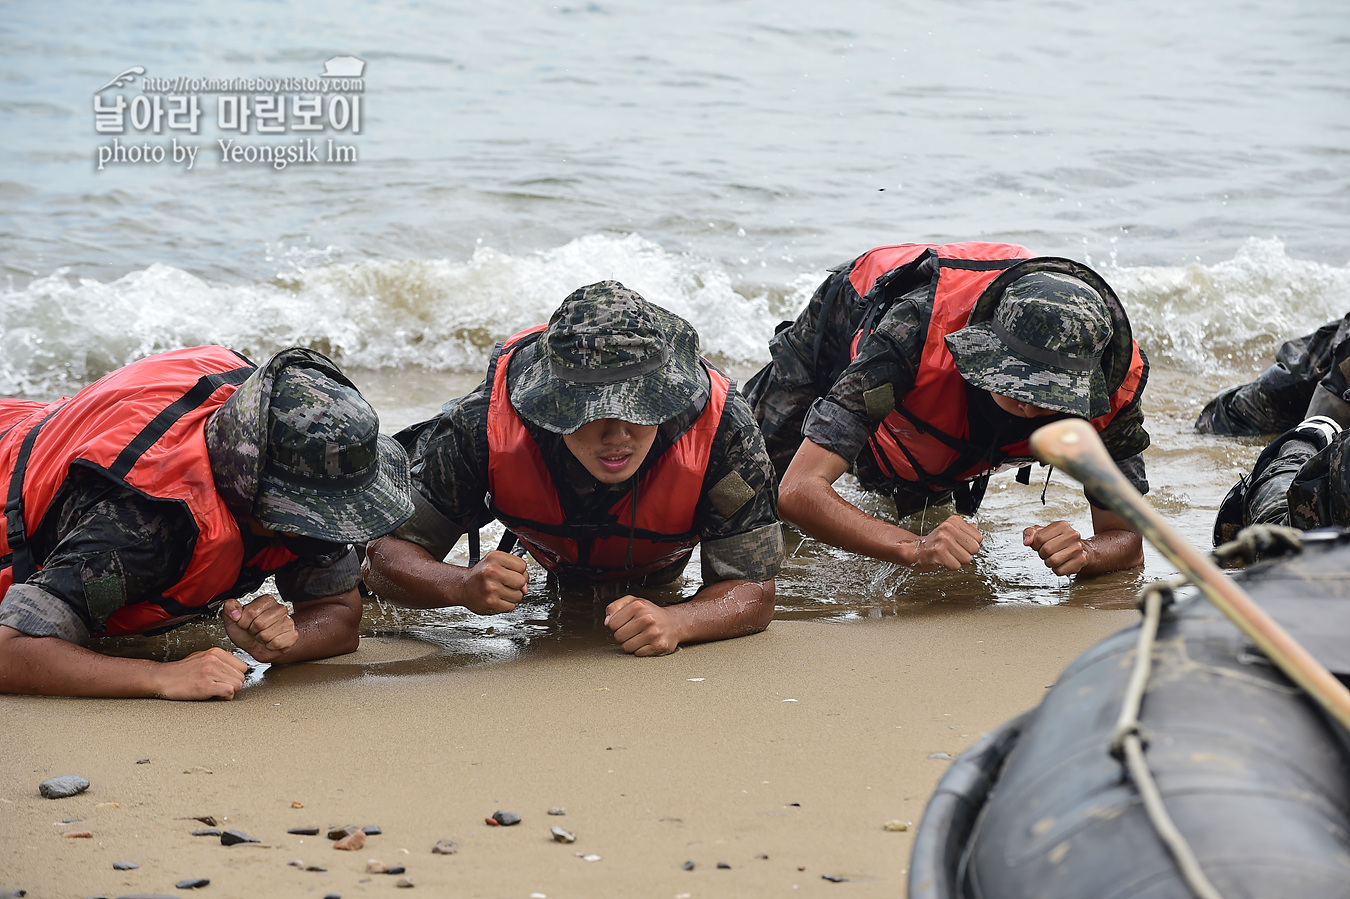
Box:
2 604 1136 899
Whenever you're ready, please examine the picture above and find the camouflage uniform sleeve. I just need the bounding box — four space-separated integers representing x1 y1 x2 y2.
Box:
274 547 362 601
390 378 494 559
1091 390 1151 502
695 391 785 584
0 474 195 643
801 295 927 464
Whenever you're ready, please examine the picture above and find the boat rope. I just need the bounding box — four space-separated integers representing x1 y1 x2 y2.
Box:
1211 523 1304 568
1111 576 1225 899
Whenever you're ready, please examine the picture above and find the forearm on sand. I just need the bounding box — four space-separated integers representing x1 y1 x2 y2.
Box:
0 624 247 700
1081 506 1145 577
779 439 923 565
669 577 776 644
363 535 524 614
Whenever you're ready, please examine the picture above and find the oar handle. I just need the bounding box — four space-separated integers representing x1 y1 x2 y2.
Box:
1030 418 1350 733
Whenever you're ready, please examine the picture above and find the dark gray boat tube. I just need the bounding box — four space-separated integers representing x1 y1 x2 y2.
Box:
909 535 1350 899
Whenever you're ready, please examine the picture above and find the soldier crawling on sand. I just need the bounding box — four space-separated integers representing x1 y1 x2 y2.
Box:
744 242 1153 578
0 346 413 700
364 281 784 656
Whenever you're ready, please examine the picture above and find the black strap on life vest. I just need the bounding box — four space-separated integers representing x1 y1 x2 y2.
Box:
4 406 65 583
467 527 519 568
3 365 254 585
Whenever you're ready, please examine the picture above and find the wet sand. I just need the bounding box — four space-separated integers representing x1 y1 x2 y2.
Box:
1 605 1137 898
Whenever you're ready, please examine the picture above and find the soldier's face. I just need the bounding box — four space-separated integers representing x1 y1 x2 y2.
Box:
989 391 1060 419
563 418 660 484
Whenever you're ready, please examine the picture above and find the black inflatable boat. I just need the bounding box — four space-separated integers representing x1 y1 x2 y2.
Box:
910 529 1350 899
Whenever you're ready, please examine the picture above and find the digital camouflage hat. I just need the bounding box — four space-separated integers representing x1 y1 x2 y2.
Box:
945 261 1131 418
204 347 414 542
509 281 709 434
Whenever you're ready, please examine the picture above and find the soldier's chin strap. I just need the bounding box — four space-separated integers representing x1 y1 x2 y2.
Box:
952 474 990 516
1015 463 1055 504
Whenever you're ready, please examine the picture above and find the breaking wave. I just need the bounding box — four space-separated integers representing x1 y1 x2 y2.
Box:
3 233 1347 399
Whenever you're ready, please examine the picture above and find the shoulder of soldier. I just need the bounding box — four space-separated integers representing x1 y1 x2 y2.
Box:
706 390 774 486
849 288 931 368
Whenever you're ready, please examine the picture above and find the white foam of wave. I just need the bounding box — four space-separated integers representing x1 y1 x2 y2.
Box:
0 233 792 398
288 232 790 371
5 234 1344 399
1103 237 1350 374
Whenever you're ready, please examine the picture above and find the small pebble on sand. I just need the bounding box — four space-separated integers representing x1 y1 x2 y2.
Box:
431 840 459 855
547 807 566 816
395 877 414 888
220 829 259 846
491 810 521 826
175 878 210 889
334 831 366 851
884 820 911 832
365 860 388 874
550 826 576 843
288 826 321 835
113 862 139 870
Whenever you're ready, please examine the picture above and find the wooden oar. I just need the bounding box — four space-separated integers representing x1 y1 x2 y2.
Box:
1030 417 1350 734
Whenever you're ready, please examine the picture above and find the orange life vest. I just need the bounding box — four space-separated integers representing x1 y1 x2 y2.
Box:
484 327 729 582
0 346 271 636
845 244 1148 496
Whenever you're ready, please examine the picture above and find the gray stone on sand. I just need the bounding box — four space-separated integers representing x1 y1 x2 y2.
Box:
220 829 259 845
39 775 90 799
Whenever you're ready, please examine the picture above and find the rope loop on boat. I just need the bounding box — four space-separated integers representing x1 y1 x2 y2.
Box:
1212 523 1304 568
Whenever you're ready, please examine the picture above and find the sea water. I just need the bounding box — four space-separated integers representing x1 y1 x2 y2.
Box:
2 0 1348 654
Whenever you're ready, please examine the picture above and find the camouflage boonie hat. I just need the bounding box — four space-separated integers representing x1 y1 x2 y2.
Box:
945 263 1127 418
204 348 413 543
509 281 709 434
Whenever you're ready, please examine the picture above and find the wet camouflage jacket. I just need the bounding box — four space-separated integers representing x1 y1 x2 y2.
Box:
0 465 359 643
750 269 1151 509
393 340 784 589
